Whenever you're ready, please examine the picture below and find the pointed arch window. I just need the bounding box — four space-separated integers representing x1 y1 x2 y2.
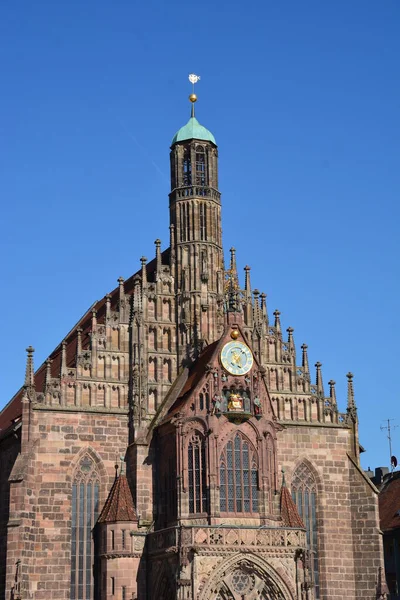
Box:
188 434 208 514
220 433 258 514
71 455 100 600
183 148 192 186
195 146 207 188
292 463 320 599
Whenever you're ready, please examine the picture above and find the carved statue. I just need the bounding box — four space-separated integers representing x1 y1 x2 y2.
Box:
211 394 221 415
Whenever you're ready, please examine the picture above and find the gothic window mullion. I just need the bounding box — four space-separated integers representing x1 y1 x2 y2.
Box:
201 442 207 510
78 481 84 599
188 435 208 515
71 482 77 600
86 482 92 599
195 445 201 513
188 443 194 513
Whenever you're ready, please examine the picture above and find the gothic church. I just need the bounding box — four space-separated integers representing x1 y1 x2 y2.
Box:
0 90 387 600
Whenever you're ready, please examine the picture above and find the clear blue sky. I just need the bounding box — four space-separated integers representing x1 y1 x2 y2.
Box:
1 1 399 471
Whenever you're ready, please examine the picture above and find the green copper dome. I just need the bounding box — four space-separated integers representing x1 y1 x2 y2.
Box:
171 116 216 146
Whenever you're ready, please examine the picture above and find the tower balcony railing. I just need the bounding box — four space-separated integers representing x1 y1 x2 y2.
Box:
169 185 221 202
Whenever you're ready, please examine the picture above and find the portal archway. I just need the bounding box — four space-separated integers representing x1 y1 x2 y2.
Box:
199 552 294 600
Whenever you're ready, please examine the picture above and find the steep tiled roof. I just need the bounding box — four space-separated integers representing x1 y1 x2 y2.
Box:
0 249 170 432
379 472 400 532
280 484 305 528
163 340 220 420
97 474 137 523
177 340 219 400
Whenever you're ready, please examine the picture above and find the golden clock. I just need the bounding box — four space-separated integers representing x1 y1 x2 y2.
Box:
220 341 253 376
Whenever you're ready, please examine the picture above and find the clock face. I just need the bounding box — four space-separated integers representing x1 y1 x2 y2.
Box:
220 341 253 376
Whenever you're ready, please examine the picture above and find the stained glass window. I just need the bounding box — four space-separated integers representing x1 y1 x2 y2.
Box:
220 433 258 514
292 463 320 599
70 456 100 600
188 434 208 514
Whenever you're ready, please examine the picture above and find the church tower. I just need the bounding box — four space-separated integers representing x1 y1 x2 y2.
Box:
169 88 224 364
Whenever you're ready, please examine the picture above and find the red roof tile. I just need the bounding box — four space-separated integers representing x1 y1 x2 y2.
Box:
97 474 137 523
163 340 220 420
379 473 400 532
280 485 305 528
177 340 219 400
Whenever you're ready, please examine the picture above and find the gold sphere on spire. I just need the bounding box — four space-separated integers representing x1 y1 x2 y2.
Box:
189 93 197 103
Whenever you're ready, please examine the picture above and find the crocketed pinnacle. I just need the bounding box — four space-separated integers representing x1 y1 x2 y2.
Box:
273 310 281 333
346 372 357 422
328 380 337 409
61 341 68 377
25 346 35 387
225 247 241 313
301 344 309 375
244 265 251 299
260 293 268 323
287 327 294 347
24 346 35 389
23 346 37 405
140 256 147 286
155 239 162 278
229 247 239 289
315 362 324 395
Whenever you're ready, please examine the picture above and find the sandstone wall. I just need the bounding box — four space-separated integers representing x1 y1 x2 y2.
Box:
278 423 382 600
6 407 128 600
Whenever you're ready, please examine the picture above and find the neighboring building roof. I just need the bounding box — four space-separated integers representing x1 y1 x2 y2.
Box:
0 248 170 432
379 472 400 532
171 116 216 145
97 473 137 523
280 484 305 528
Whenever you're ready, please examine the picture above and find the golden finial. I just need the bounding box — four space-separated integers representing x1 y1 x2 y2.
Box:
188 74 200 116
231 329 239 340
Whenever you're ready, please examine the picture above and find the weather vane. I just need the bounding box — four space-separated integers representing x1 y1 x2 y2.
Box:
189 73 200 88
188 74 200 115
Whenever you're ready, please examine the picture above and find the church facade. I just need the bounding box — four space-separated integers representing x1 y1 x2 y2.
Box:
0 93 387 600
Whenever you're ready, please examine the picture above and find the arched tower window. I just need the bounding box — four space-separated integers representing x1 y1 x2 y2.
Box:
220 433 258 514
183 148 192 186
188 433 208 514
195 146 206 187
292 462 320 598
71 455 100 600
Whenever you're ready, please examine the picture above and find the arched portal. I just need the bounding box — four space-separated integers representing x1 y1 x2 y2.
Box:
199 552 294 600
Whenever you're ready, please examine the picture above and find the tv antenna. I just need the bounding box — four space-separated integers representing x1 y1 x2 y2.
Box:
380 419 398 472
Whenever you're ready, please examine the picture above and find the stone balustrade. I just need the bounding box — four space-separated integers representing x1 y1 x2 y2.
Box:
147 525 306 555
